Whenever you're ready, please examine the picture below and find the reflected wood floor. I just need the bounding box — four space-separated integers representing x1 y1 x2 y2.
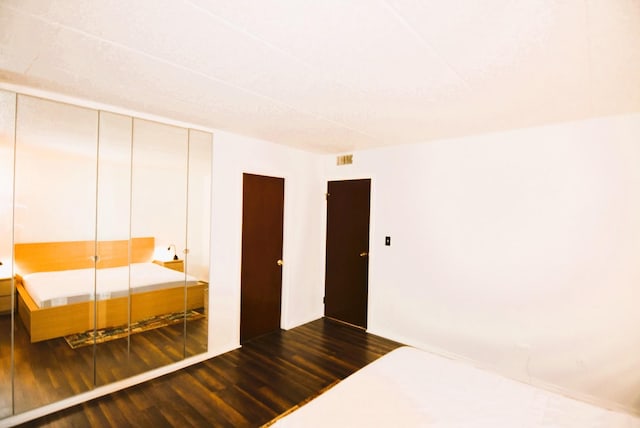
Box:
18 318 403 427
0 310 208 418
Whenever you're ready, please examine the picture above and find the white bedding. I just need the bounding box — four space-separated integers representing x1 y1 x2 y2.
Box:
273 346 640 428
23 262 199 308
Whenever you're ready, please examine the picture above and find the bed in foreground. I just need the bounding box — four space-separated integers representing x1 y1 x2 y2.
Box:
272 346 640 427
15 237 206 343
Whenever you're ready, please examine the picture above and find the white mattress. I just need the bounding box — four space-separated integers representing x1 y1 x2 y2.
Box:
273 346 640 428
23 262 199 308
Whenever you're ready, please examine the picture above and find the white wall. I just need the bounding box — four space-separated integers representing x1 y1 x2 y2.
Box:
322 113 640 415
209 130 325 355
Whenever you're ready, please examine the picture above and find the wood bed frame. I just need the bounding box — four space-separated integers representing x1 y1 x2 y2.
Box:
15 237 206 343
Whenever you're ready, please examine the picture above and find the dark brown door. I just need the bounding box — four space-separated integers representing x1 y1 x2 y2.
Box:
324 179 371 328
240 173 285 343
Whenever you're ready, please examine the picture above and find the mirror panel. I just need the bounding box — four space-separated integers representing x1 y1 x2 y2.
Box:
185 129 211 357
129 118 188 374
0 91 212 422
0 89 16 419
13 95 98 413
94 111 134 386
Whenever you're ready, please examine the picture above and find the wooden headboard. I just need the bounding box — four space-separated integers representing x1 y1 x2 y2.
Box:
14 237 155 275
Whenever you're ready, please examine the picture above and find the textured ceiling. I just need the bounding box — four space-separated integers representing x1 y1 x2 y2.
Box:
1 0 639 153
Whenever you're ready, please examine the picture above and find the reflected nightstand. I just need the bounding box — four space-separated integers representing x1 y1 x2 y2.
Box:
153 259 184 273
0 275 13 315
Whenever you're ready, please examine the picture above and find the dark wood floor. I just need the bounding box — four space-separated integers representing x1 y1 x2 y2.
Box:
17 318 403 427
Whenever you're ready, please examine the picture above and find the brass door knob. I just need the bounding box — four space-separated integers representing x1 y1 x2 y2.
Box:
277 259 284 266
359 252 368 257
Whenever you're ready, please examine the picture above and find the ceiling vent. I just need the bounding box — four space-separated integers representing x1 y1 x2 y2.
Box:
336 154 353 166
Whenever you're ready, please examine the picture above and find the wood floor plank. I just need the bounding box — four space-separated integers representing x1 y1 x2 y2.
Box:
15 318 403 427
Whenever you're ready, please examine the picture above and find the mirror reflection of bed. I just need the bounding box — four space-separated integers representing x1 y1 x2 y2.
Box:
15 237 207 343
7 236 209 410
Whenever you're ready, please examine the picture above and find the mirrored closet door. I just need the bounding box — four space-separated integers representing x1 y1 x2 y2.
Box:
0 90 17 419
94 111 134 386
130 118 189 374
13 95 99 413
0 92 211 419
185 129 211 357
